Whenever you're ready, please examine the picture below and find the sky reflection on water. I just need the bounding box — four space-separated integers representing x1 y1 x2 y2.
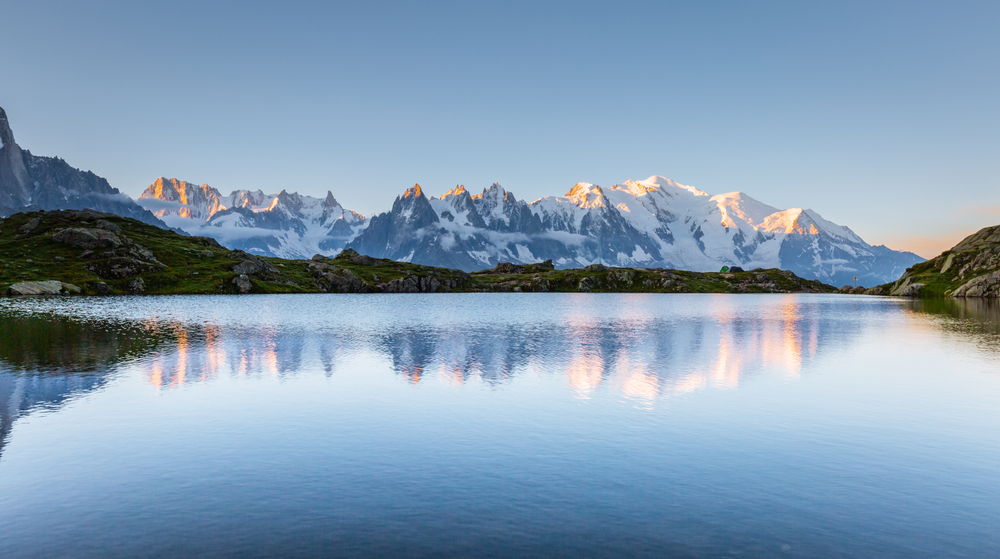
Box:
0 294 998 558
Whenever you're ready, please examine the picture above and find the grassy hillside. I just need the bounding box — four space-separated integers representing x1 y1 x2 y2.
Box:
867 224 1000 297
0 210 837 296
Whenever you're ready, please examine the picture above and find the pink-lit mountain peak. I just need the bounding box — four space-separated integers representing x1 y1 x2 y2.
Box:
470 183 513 203
626 176 708 198
401 184 425 199
440 185 468 200
559 182 608 210
710 192 783 229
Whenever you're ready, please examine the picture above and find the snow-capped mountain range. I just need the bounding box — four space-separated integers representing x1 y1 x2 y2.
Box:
140 175 922 286
0 104 923 285
346 177 921 286
138 177 365 258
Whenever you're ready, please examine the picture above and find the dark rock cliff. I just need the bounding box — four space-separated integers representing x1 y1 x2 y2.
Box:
0 106 170 228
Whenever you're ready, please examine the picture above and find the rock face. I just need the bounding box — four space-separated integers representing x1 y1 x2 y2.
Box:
232 274 253 294
138 177 366 259
346 178 922 284
0 106 171 228
6 280 80 296
7 280 64 295
52 228 122 249
225 250 291 293
952 270 1000 298
889 279 925 297
874 224 1000 297
229 250 280 276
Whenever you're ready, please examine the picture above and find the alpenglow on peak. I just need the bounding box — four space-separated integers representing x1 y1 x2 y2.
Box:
138 177 365 259
344 175 922 285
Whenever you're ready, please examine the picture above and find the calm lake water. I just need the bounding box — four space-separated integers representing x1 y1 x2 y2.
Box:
0 294 998 558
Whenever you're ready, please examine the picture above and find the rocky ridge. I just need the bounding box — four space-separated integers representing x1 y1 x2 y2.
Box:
857 224 1000 298
138 177 365 259
0 106 171 228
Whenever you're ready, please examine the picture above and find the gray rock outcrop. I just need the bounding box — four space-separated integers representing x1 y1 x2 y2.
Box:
127 277 145 294
8 280 64 295
952 270 1000 298
232 274 253 294
230 251 280 276
52 228 122 249
872 223 1000 298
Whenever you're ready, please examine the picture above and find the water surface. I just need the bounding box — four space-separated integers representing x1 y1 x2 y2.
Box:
1 294 998 558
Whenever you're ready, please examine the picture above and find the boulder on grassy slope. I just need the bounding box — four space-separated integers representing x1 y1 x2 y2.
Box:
52 228 122 249
8 280 64 295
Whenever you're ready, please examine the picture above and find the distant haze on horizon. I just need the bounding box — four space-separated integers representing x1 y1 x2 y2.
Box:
2 0 998 259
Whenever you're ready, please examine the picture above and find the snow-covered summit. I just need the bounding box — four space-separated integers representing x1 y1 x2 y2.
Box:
347 175 922 285
134 172 921 285
138 177 365 258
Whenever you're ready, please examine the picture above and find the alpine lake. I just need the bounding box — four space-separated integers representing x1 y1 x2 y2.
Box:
0 293 998 558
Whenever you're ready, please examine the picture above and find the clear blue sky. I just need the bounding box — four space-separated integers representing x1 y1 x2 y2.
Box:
2 0 998 257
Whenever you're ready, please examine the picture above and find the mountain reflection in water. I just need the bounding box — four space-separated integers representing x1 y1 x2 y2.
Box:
1 294 998 559
124 296 841 402
2 295 996 431
0 311 173 457
0 294 861 448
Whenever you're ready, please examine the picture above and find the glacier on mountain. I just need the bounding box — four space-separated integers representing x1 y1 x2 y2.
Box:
346 176 923 286
0 101 924 286
138 177 365 258
138 174 922 286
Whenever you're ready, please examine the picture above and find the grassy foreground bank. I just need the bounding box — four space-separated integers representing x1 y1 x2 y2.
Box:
0 210 838 296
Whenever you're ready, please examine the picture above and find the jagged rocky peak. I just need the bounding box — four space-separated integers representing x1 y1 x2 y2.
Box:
441 185 468 199
401 184 425 199
0 105 14 147
322 191 340 209
347 176 924 284
565 182 604 197
276 190 304 213
148 176 201 196
138 175 366 259
0 105 31 201
0 105 170 228
765 209 818 235
229 189 271 209
142 177 224 220
471 182 514 201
